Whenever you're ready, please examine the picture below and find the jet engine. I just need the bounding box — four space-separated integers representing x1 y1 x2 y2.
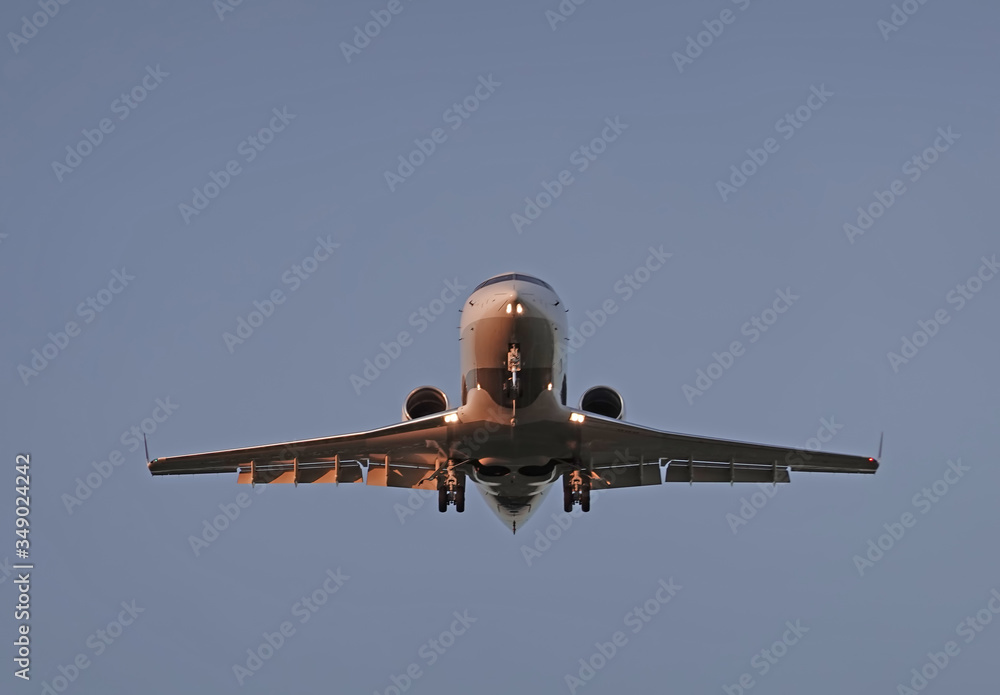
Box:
579 385 625 420
402 386 450 421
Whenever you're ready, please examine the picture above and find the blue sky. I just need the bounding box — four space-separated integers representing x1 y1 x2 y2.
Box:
2 0 999 693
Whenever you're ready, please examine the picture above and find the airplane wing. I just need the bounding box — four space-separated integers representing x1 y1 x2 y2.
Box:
147 412 459 489
575 414 878 489
148 408 878 491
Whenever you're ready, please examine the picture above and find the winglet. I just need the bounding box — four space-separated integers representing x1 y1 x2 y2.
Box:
144 433 150 463
878 431 884 460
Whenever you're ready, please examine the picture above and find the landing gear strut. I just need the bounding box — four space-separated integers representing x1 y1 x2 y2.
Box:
562 470 591 513
437 470 466 513
504 344 522 423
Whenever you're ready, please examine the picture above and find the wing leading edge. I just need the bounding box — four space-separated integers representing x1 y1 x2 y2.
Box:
577 413 877 487
147 412 456 488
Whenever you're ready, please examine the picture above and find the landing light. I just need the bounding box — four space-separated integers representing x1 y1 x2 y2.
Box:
516 303 523 314
547 383 553 390
506 303 512 314
569 412 585 423
444 413 459 423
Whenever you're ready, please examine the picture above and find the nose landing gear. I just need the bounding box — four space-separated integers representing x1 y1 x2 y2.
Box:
562 470 591 513
504 344 522 424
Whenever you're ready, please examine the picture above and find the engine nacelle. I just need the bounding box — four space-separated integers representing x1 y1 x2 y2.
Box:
579 385 625 420
402 386 450 421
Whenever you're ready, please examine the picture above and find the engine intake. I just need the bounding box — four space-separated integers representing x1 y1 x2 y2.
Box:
402 386 450 421
579 385 625 420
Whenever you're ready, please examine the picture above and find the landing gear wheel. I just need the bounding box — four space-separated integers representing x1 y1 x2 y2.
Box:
438 471 465 512
563 470 592 512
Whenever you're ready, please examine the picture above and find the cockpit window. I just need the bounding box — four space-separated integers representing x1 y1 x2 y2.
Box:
473 273 555 292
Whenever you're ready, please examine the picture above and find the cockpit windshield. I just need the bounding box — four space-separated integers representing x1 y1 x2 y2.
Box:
473 273 555 293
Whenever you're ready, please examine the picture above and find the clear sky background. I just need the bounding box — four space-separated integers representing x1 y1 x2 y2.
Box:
2 0 999 693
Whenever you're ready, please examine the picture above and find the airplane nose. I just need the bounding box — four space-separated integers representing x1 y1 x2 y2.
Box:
505 294 527 316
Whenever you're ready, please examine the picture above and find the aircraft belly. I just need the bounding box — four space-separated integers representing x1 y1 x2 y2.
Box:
474 478 552 532
451 416 572 461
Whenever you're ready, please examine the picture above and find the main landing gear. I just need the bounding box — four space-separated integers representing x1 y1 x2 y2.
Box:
438 472 465 513
562 470 591 513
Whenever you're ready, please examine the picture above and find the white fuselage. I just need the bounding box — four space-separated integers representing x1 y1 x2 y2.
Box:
453 273 571 529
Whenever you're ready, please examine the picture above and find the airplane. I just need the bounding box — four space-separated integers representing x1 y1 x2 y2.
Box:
148 272 879 533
